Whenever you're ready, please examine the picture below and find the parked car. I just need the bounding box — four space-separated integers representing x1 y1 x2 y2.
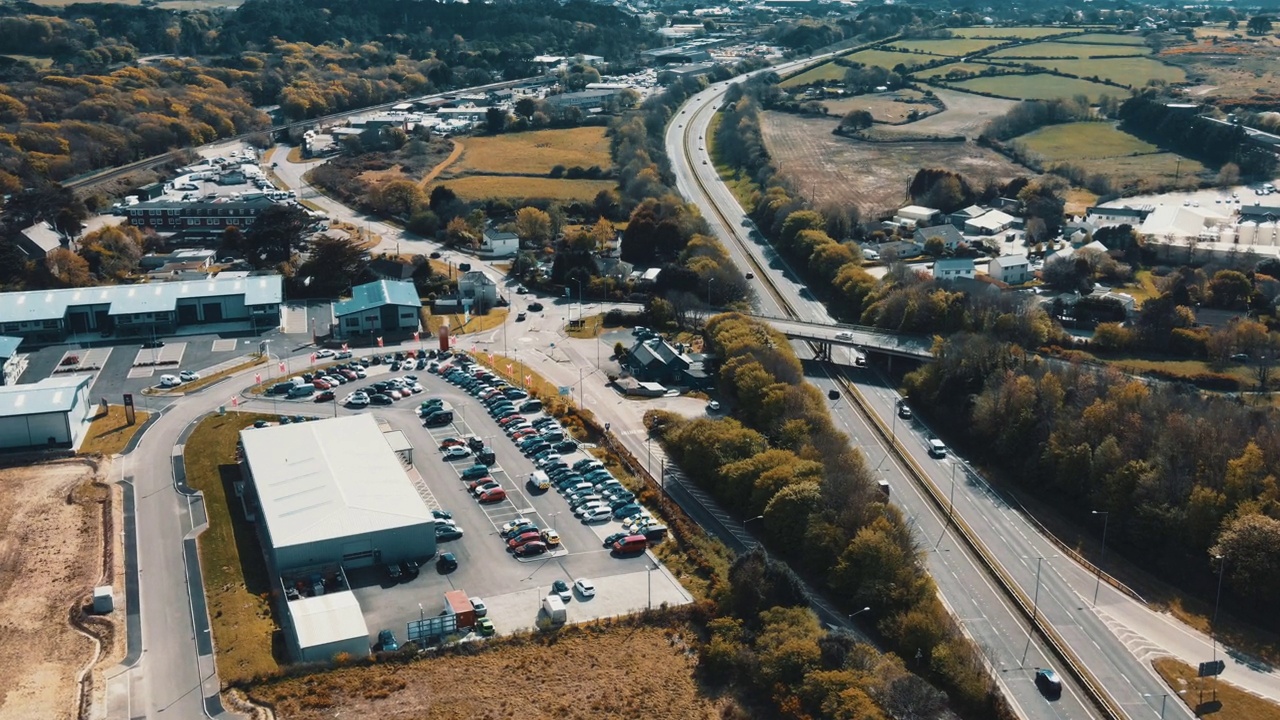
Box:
500 517 532 534
541 529 561 546
377 629 399 652
476 617 496 636
315 390 335 402
401 559 420 578
437 552 458 572
580 507 613 523
478 487 507 503
551 579 572 602
573 578 596 599
443 446 473 460
463 464 492 481
507 530 542 549
470 480 501 496
386 563 403 582
469 597 488 617
345 392 370 407
435 524 464 541
159 374 181 388
513 541 548 557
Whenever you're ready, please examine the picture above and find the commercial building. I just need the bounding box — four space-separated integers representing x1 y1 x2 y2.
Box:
238 414 436 572
16 222 67 259
893 205 941 229
331 280 422 339
0 374 95 451
544 89 621 110
124 196 275 233
286 590 370 663
0 274 283 346
963 209 1017 236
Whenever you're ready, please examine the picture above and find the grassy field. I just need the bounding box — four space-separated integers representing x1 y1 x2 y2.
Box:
433 175 615 202
708 114 762 209
244 621 720 719
1016 122 1158 160
913 61 1007 79
1019 57 1186 87
950 26 1085 40
1068 153 1205 190
1153 657 1280 720
946 73 1122 101
990 41 1151 59
420 308 508 337
79 406 151 456
1061 32 1149 45
1 53 55 68
781 60 850 87
453 127 611 176
186 411 282 685
886 38 1005 56
782 49 935 87
822 89 935 123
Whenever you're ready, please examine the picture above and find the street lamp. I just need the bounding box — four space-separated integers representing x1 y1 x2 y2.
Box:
1212 553 1227 690
706 276 715 308
744 515 764 532
849 606 871 620
571 277 584 324
1143 693 1168 719
949 461 958 519
1092 510 1109 606
646 435 652 478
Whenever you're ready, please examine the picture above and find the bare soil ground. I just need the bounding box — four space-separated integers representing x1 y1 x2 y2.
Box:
872 87 1017 139
1161 35 1280 103
245 623 721 719
823 89 936 124
0 460 109 720
760 111 1026 216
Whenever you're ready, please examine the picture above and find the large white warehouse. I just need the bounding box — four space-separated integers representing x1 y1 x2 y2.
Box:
239 414 436 571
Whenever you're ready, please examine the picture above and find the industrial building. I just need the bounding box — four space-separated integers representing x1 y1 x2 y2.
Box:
331 280 422 339
0 374 95 451
286 590 370 663
238 414 436 572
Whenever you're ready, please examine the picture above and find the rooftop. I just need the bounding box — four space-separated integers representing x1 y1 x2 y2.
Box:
239 414 434 550
0 335 21 358
935 258 975 272
990 254 1029 269
289 590 369 649
966 210 1016 230
0 275 283 325
333 280 421 317
0 374 92 417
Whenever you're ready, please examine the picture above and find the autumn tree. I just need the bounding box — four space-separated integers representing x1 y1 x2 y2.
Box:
44 248 92 287
1212 513 1280 609
78 225 145 280
514 207 552 245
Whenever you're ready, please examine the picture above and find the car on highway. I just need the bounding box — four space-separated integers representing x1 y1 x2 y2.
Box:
573 578 596 599
1034 668 1062 698
745 272 754 279
835 331 854 340
179 370 201 382
897 402 912 419
528 302 544 312
707 400 720 412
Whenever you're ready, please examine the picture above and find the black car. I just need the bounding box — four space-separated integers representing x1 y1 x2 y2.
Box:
370 393 394 405
603 531 630 547
897 403 913 419
435 525 463 541
528 302 544 312
401 559 420 578
386 563 403 582
437 552 458 572
1035 669 1062 698
141 340 165 349
554 441 578 454
431 509 453 520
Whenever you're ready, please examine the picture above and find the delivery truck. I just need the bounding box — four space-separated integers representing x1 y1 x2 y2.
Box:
542 594 567 625
444 589 476 630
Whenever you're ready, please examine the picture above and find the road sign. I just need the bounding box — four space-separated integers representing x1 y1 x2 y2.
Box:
1198 660 1225 677
122 393 135 425
558 386 571 396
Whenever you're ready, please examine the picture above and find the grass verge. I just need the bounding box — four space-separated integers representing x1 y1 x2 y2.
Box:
707 113 759 211
145 356 266 396
1153 656 1280 719
78 405 152 456
421 308 508 337
565 313 604 338
186 411 282 685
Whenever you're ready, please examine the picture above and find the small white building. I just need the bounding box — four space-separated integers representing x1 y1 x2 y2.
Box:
988 254 1031 285
458 271 498 311
0 374 95 451
933 258 976 281
964 209 1016 236
479 229 519 259
287 591 370 663
893 205 941 229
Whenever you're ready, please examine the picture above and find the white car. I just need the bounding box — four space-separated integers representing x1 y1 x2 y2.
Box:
410 383 424 393
336 351 352 359
500 517 532 534
158 374 180 388
345 392 370 407
315 349 335 358
179 370 200 382
469 597 488 617
580 507 612 523
355 368 367 378
707 400 721 412
835 331 854 340
573 579 596 599
444 446 472 459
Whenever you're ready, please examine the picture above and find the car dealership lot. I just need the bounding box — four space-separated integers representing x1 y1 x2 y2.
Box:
261 353 689 645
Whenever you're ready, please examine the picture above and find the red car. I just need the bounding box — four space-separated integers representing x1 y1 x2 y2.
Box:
478 487 507 503
439 438 465 450
506 530 541 549
314 390 335 402
499 415 525 427
513 541 548 557
510 427 538 441
312 379 331 390
339 369 357 380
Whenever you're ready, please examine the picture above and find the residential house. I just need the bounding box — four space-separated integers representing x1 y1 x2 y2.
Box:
1047 240 1109 263
479 229 519 259
878 239 923 260
893 205 941 229
933 258 976 281
15 222 66 259
140 249 215 271
964 209 1016 236
124 196 275 234
992 196 1023 213
332 280 422 339
625 336 708 387
457 271 498 312
594 257 634 281
1062 219 1097 245
988 254 1031 285
914 224 965 251
948 205 986 229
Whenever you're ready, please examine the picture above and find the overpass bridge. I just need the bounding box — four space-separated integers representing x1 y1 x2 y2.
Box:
751 315 935 363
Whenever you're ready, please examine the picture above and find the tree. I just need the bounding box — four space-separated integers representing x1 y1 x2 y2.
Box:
1212 513 1280 609
1217 162 1241 187
514 97 538 119
514 207 552 245
923 235 945 257
445 216 478 248
1247 15 1274 34
370 179 426 218
245 205 309 267
485 106 508 134
78 225 144 280
295 234 369 297
44 248 91 287
839 110 873 131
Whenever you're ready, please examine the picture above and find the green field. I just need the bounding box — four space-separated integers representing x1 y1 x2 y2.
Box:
947 73 1121 101
913 61 1006 79
1016 122 1158 160
990 41 1151 59
1020 57 1186 87
886 38 1004 56
781 61 849 87
1059 32 1149 45
950 26 1085 40
782 49 930 87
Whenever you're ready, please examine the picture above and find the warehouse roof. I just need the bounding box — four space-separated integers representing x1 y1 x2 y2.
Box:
0 275 283 325
289 591 369 650
240 414 433 550
0 335 21 359
0 374 92 416
333 280 421 318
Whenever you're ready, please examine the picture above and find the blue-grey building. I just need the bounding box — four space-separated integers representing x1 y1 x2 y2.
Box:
332 280 422 339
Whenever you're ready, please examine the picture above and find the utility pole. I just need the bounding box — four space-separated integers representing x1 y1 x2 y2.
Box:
1092 510 1109 606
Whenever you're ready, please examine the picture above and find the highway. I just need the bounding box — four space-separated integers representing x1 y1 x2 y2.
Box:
662 60 1204 720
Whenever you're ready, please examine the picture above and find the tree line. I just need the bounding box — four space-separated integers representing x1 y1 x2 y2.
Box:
652 312 1008 718
1118 94 1278 180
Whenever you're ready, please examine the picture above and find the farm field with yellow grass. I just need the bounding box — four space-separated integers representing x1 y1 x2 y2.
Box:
433 175 615 202
450 127 611 176
887 37 1004 56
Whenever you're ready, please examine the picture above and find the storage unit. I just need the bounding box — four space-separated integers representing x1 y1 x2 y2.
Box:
444 590 476 630
542 595 567 625
0 374 95 451
287 591 370 663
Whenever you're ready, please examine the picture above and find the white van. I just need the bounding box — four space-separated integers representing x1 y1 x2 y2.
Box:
159 374 180 388
928 439 947 458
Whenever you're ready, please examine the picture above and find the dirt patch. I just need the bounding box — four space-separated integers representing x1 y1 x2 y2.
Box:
245 623 720 719
823 89 936 124
0 459 110 720
873 87 1017 139
760 111 1027 217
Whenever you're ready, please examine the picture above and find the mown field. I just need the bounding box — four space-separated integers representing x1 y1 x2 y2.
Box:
1060 32 1148 45
432 175 615 202
950 26 1087 40
1017 57 1186 87
989 41 1151 59
453 127 611 176
913 61 1005 79
822 89 935 123
886 37 1004 56
781 49 933 88
1016 122 1158 160
945 73 1122 102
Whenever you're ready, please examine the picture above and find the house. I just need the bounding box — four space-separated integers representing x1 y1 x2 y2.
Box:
992 197 1023 213
988 254 1031 285
964 209 1016 236
893 205 941 229
457 271 498 312
933 258 976 281
1062 219 1097 245
146 262 212 282
15 222 66 259
878 239 923 259
0 335 22 386
140 249 215 271
332 280 422 339
367 258 418 282
626 336 702 386
1086 205 1153 227
124 196 275 233
594 257 634 280
479 229 519 259
1047 240 1109 264
948 205 986 229
914 224 965 251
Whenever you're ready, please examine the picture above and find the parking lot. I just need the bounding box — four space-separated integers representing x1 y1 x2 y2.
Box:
247 353 692 644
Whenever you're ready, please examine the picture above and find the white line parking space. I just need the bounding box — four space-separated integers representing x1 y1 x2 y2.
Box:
127 367 154 379
211 339 238 353
132 342 185 367
54 347 112 373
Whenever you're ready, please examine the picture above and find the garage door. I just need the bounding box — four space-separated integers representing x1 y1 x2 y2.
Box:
203 303 223 322
341 539 374 568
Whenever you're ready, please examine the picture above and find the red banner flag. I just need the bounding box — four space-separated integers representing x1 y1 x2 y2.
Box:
377 336 384 348
254 373 261 384
341 343 349 352
413 331 420 341
487 353 494 363
278 361 285 372
449 335 458 347
309 353 317 363
231 396 239 407
525 374 532 385
506 363 513 373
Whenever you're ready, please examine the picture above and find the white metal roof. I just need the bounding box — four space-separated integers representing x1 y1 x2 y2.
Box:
240 414 433 550
289 590 369 649
0 275 283 324
0 374 92 416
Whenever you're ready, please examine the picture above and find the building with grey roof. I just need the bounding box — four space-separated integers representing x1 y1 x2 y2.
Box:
0 336 22 386
15 222 66 259
914 224 965 250
238 414 436 572
0 374 95 451
0 275 282 346
332 280 422 339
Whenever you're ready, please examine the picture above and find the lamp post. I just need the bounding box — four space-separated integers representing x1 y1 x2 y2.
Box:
1092 510 1109 606
1143 693 1168 719
647 563 654 610
572 277 584 324
849 606 871 621
646 435 652 478
660 458 666 495
1212 553 1226 701
949 461 958 519
706 276 714 308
